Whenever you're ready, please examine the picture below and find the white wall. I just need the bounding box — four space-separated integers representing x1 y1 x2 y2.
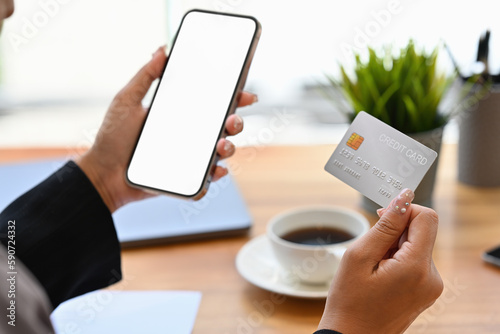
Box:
0 0 498 146
0 0 168 103
2 0 500 105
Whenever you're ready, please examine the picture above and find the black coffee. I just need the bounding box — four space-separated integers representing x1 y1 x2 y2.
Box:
281 226 354 245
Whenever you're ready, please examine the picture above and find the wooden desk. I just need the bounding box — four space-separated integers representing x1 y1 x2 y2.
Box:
1 144 500 333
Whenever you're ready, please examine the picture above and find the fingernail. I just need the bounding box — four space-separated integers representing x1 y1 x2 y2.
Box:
376 208 384 218
390 188 415 214
152 45 166 58
224 140 233 153
251 94 258 104
233 115 243 131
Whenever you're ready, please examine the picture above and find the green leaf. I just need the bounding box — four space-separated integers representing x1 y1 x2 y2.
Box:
402 95 420 132
374 81 399 124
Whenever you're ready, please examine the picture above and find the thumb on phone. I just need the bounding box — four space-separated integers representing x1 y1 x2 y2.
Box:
122 46 167 105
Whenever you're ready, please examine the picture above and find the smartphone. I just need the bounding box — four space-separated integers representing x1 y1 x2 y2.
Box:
126 9 261 200
482 245 500 268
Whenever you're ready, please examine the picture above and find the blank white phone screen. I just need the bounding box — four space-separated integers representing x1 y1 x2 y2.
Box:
127 11 257 196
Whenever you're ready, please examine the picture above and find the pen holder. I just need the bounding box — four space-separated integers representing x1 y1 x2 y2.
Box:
458 86 500 187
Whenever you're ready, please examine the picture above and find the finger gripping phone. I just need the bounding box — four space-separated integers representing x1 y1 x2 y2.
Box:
126 9 261 200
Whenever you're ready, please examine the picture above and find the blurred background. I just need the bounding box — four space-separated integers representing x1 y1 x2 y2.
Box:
1 0 499 147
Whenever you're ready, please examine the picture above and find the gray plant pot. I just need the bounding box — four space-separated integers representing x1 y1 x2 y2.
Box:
361 126 444 213
458 87 500 187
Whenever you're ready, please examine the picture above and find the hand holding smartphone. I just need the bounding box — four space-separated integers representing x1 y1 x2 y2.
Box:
127 10 261 200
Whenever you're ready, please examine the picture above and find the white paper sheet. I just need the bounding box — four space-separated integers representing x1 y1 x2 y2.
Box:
50 290 202 334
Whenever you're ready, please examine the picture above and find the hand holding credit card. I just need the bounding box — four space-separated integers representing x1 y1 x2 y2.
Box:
324 112 438 208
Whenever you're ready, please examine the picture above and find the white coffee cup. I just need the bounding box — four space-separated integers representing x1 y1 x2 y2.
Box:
267 206 370 284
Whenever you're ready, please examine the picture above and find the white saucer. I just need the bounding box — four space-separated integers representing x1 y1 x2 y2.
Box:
235 235 330 299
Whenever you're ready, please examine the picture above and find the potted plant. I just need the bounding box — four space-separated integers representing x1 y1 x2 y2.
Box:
324 40 455 212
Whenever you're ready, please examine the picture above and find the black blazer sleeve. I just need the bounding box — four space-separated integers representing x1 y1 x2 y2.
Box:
0 161 122 309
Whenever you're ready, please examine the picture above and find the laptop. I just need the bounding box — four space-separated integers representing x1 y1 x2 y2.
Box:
0 159 252 248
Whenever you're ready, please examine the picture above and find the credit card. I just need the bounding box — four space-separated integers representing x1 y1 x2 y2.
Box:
324 111 438 208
